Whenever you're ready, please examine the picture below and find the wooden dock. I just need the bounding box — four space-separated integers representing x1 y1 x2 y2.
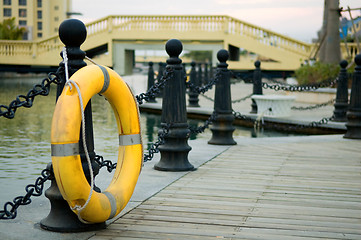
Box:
91 135 361 240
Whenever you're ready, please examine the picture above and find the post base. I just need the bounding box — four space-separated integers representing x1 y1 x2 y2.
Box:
40 178 106 232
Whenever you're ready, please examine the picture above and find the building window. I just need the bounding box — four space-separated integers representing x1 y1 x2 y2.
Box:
18 0 26 6
19 9 26 18
37 0 42 8
3 8 11 17
19 20 26 26
54 16 59 21
37 10 42 19
3 0 11 5
54 6 59 10
37 32 42 38
37 21 42 30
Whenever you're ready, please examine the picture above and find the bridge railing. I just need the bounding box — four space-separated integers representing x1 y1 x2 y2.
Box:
0 15 356 67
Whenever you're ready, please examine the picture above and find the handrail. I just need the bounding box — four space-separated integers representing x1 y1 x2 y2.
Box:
0 15 357 67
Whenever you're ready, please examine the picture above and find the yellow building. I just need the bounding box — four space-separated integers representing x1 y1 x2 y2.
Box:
0 0 72 40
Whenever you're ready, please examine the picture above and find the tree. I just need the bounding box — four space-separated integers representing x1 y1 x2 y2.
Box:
0 17 26 40
319 0 341 64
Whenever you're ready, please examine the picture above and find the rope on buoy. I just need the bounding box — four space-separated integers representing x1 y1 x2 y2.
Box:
62 47 94 224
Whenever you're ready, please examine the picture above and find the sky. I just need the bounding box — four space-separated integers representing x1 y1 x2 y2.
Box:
71 0 361 43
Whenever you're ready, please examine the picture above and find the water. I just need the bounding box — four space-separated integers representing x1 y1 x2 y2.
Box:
0 75 294 204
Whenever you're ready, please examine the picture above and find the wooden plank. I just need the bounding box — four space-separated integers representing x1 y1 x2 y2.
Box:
91 138 361 239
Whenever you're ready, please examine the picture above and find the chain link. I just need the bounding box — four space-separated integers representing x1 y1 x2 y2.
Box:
186 70 221 94
232 93 253 104
143 124 170 162
94 155 117 173
291 99 335 111
261 77 337 92
232 109 334 131
0 73 60 119
0 168 51 219
188 112 217 135
136 67 173 105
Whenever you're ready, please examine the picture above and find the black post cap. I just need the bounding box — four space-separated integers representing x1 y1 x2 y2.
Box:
59 19 87 47
355 54 361 67
340 60 348 68
255 60 261 68
165 39 183 65
217 49 229 68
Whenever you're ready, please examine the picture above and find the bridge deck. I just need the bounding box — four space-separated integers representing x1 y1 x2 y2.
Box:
91 135 361 240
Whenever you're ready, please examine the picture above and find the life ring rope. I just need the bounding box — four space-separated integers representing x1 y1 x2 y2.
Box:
61 48 95 223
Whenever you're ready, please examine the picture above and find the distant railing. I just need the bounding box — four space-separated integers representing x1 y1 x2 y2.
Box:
0 15 355 66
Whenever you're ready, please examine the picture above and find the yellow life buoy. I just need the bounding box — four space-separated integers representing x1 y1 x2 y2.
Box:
50 65 142 223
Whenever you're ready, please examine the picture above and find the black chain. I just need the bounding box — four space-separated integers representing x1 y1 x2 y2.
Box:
186 70 221 94
0 73 60 119
94 155 117 173
232 109 334 130
143 124 170 162
291 99 335 111
232 93 253 103
0 168 51 220
262 77 337 92
188 112 217 135
136 67 173 105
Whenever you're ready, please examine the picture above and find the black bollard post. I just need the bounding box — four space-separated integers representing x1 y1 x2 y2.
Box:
209 61 214 80
208 49 236 145
154 39 193 171
40 19 105 232
188 61 200 107
197 62 203 85
156 62 165 98
204 62 209 84
344 54 361 139
332 60 349 122
147 61 156 102
250 60 262 114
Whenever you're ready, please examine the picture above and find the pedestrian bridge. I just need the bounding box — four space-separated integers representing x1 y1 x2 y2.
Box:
0 15 355 75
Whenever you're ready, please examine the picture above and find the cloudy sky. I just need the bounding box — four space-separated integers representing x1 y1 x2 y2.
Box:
71 0 361 43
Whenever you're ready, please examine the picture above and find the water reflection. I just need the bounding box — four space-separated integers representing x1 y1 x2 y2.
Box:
0 75 293 203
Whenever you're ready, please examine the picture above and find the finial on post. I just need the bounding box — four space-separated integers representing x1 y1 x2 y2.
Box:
165 39 183 65
217 49 229 68
59 19 87 47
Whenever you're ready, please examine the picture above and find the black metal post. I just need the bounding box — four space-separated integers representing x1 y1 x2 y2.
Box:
156 62 165 98
332 60 349 122
208 49 236 145
40 19 105 232
344 54 361 139
147 61 156 102
204 62 209 85
250 60 262 114
154 39 193 171
197 63 203 85
209 61 214 81
188 61 200 107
